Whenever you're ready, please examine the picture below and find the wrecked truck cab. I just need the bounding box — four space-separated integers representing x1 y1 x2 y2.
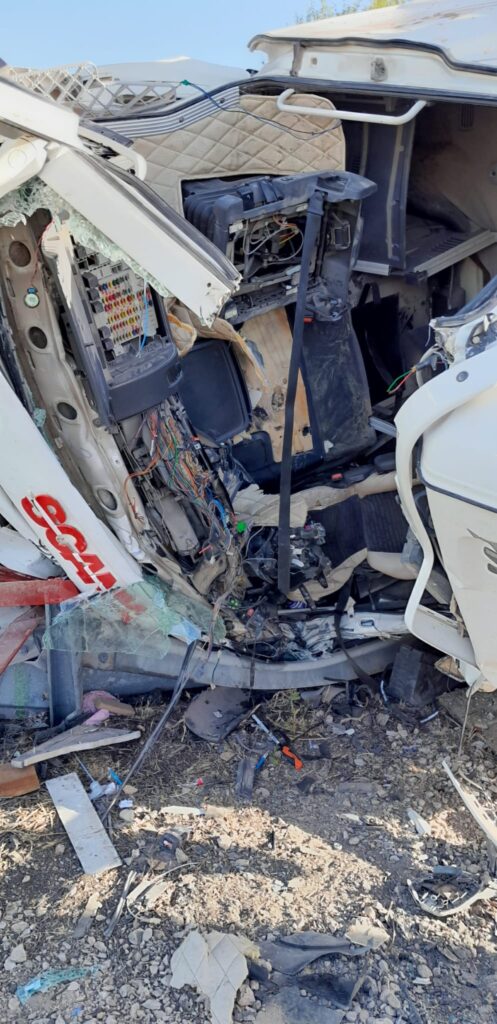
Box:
2 2 497 697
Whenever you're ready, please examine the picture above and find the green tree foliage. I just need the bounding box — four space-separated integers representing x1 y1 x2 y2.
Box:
296 0 399 22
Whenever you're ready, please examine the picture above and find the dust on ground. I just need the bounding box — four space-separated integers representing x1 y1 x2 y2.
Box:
1 686 496 1024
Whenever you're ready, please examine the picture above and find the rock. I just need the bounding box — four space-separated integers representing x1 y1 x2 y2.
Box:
257 788 270 800
386 992 401 1010
238 983 256 1008
11 921 29 936
143 999 161 1010
119 809 134 823
9 943 27 963
55 843 65 855
417 964 432 979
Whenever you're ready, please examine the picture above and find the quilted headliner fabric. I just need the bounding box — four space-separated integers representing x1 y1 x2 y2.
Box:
134 92 345 213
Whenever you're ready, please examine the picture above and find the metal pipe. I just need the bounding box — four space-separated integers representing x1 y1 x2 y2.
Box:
276 89 426 126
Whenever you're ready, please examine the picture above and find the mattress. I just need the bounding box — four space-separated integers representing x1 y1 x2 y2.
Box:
133 92 346 213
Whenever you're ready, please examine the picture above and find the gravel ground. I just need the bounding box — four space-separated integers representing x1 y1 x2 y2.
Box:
1 686 497 1024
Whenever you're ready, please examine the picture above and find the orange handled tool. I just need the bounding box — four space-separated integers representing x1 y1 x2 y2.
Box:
251 714 303 771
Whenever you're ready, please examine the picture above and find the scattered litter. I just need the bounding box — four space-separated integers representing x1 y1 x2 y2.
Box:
0 762 39 799
254 986 346 1023
143 866 191 909
93 694 134 717
235 758 256 801
89 780 116 801
298 739 332 759
73 893 102 939
102 639 197 821
105 870 138 938
443 758 497 860
161 805 205 817
170 929 259 1024
407 808 432 837
16 966 100 1005
160 831 182 860
259 931 369 975
11 724 141 768
109 769 124 787
119 798 134 809
344 918 389 950
46 772 121 875
185 687 252 741
75 757 116 801
407 869 497 918
251 714 303 770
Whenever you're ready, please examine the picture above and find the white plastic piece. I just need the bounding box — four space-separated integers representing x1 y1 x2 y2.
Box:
46 772 121 874
0 137 47 200
0 370 141 594
0 75 83 148
407 808 431 836
276 89 426 126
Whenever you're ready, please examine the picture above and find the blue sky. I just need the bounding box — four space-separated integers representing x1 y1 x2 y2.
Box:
2 1 316 71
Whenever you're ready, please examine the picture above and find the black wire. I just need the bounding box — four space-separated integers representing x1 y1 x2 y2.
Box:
184 80 342 140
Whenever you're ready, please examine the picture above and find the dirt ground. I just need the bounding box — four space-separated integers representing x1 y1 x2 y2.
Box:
1 685 497 1024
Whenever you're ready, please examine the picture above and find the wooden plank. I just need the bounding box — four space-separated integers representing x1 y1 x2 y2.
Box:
0 577 79 606
241 308 313 462
0 609 41 674
10 724 141 768
0 763 39 798
46 772 121 875
94 695 134 717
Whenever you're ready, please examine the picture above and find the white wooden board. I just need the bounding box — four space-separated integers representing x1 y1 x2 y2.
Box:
46 772 121 875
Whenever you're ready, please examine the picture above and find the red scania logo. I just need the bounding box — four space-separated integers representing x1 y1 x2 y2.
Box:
21 493 117 591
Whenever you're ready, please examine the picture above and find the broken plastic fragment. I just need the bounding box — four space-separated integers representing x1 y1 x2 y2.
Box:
170 930 259 1024
16 966 100 1004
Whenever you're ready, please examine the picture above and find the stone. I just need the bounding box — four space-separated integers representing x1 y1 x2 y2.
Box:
9 943 27 963
238 983 255 1007
386 992 401 1010
417 964 432 979
55 843 65 855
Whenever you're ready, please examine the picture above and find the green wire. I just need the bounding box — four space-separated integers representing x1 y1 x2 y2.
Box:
387 367 414 394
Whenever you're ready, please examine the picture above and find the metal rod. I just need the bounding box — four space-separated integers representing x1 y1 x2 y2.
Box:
276 89 427 126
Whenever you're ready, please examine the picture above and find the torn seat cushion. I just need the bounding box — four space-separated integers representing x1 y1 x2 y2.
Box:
134 93 346 213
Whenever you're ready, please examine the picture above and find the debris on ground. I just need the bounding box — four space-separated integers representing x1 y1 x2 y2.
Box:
344 917 389 950
10 724 141 768
170 929 259 1024
259 931 370 975
15 966 100 1004
46 772 122 874
407 807 432 836
0 763 39 799
407 867 497 918
185 687 253 741
1 684 497 1024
